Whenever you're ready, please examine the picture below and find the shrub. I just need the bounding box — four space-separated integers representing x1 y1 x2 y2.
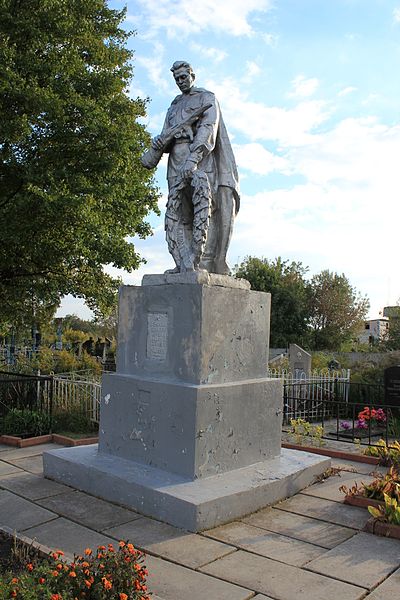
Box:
2 409 51 436
0 542 150 599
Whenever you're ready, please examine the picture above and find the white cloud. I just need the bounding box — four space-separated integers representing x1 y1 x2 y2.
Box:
261 32 279 46
393 7 400 23
337 86 357 97
135 43 175 96
207 77 330 146
233 143 288 175
245 60 262 79
289 75 319 98
135 0 273 37
189 42 227 63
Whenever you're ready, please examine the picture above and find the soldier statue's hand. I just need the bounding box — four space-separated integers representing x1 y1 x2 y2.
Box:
181 159 197 180
152 136 164 151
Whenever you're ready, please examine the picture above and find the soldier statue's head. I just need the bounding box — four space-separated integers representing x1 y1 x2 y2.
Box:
170 61 195 94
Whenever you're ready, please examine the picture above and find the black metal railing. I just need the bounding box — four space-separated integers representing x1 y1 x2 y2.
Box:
0 371 53 434
283 380 400 446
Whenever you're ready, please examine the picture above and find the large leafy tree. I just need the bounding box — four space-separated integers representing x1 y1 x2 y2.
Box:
235 256 310 347
308 270 369 350
0 0 159 327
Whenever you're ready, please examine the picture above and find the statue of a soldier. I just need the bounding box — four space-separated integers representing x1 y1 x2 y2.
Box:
141 61 240 275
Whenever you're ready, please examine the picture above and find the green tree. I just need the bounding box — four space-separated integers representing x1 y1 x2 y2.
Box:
308 270 369 350
0 0 159 327
234 256 310 347
380 305 400 351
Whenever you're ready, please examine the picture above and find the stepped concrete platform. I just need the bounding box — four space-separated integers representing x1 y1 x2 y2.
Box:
43 445 329 532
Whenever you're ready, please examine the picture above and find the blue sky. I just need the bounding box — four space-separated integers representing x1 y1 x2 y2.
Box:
59 0 400 320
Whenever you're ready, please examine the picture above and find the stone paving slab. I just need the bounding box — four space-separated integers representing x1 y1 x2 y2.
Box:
0 471 71 500
22 517 118 557
0 490 58 531
0 443 63 460
106 516 236 569
241 506 357 549
200 549 365 600
275 493 369 529
331 459 385 475
0 459 23 476
366 567 400 599
8 455 44 474
204 521 326 567
301 472 375 502
37 490 141 531
253 596 274 600
306 531 400 589
146 554 254 600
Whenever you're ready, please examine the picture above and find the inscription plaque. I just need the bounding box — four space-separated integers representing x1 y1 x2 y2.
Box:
146 312 168 361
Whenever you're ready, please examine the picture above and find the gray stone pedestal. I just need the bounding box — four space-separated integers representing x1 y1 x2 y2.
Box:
44 274 329 531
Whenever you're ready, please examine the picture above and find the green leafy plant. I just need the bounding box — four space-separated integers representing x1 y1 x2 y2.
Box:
0 541 150 599
368 493 400 526
340 466 400 502
364 439 400 467
2 409 51 437
290 418 325 447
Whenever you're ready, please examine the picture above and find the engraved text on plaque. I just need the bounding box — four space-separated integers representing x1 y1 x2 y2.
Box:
146 312 168 361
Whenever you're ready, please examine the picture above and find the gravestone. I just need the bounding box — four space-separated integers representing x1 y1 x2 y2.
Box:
289 344 311 379
384 365 400 407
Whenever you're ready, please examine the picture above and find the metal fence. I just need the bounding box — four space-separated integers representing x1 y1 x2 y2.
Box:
268 368 351 422
0 370 101 434
0 371 53 430
49 374 101 423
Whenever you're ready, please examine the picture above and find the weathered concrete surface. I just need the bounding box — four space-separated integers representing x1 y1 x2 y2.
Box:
0 471 70 500
275 493 369 530
8 455 44 474
145 554 254 600
142 272 250 290
116 283 270 385
301 471 375 502
201 549 366 600
37 490 141 531
23 517 117 557
241 506 356 549
204 521 326 566
0 490 58 531
105 516 236 569
0 460 22 476
99 373 282 478
307 531 400 589
43 445 330 532
367 567 400 599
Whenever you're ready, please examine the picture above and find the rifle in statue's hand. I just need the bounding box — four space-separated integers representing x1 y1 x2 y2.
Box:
140 103 212 169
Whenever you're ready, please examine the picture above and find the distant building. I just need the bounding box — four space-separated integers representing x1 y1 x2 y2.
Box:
359 317 389 345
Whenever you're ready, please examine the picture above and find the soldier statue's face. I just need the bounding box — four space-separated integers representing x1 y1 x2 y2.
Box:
173 68 194 94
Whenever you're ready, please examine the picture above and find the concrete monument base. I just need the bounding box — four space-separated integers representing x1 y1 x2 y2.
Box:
44 277 330 532
43 445 330 532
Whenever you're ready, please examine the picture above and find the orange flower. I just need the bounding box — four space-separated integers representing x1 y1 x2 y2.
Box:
52 570 59 577
119 541 126 548
26 563 34 572
51 595 62 600
98 545 106 550
102 577 112 590
82 561 90 568
11 578 18 584
119 594 128 600
84 548 92 555
56 563 63 570
84 579 92 588
39 577 46 584
11 592 17 598
69 571 77 578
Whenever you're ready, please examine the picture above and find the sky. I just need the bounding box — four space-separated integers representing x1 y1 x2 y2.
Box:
58 0 400 320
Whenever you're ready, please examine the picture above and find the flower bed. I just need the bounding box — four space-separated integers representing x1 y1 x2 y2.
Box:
364 517 400 539
0 528 150 599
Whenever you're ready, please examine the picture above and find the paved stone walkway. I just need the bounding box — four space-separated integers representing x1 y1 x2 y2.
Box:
1 443 399 599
